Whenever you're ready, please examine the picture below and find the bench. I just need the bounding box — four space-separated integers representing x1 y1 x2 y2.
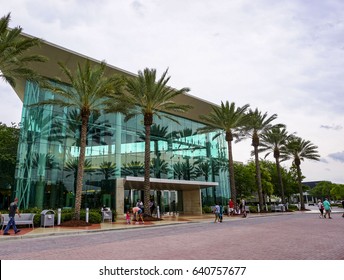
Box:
101 210 112 223
1 213 36 230
271 205 285 212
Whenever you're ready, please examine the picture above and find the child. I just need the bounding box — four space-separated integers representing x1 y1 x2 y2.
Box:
126 211 131 224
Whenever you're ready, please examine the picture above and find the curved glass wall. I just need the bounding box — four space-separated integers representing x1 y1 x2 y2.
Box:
14 81 230 210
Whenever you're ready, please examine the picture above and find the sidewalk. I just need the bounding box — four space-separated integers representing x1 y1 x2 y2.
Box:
0 211 289 240
1 208 342 241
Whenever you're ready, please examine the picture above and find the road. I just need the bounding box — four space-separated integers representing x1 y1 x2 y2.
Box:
0 212 343 260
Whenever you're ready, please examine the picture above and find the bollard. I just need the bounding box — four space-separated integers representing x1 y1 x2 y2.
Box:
257 204 260 213
86 208 89 223
157 205 160 219
57 208 61 225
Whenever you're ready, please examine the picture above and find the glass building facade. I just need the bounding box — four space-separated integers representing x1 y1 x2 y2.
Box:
14 79 230 213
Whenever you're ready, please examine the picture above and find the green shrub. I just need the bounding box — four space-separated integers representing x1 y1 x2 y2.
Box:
249 206 258 213
287 204 298 211
202 206 212 213
80 209 102 224
13 207 108 226
33 214 40 227
61 212 73 222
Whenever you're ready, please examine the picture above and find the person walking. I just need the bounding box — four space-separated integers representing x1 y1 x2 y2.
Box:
240 199 247 218
213 202 220 223
317 199 324 218
3 197 21 235
219 202 224 223
228 198 234 216
149 199 155 216
170 200 177 216
323 198 332 219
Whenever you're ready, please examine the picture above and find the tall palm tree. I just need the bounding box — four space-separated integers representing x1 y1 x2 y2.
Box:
64 158 92 194
0 13 47 87
259 127 293 204
137 124 169 178
198 101 249 207
283 136 320 210
36 60 124 220
118 68 191 215
241 108 280 210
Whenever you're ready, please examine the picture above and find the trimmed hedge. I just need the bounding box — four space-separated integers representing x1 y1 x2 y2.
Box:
17 207 105 227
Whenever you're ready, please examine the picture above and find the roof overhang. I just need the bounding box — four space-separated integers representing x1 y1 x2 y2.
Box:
124 176 218 191
9 33 218 124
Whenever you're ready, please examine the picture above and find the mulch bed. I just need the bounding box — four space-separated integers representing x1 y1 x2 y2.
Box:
137 215 163 221
59 215 163 227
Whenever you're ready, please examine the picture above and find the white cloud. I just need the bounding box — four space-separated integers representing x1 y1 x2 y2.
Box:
1 0 344 183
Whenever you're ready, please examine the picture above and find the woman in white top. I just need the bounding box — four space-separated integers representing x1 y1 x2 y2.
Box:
317 200 324 218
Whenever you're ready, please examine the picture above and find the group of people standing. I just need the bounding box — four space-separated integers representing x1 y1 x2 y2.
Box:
126 199 157 224
227 198 247 217
213 198 247 223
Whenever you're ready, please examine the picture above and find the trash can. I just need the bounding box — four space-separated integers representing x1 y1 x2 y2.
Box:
41 209 55 227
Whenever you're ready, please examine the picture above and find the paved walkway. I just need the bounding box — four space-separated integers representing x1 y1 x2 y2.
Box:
1 207 342 241
0 210 343 260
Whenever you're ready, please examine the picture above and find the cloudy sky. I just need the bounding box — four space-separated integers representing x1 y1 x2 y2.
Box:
1 0 344 184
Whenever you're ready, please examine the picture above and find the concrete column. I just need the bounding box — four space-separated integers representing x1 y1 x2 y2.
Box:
183 188 202 215
116 178 125 216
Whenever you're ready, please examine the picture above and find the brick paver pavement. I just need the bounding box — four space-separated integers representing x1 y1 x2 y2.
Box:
0 212 343 260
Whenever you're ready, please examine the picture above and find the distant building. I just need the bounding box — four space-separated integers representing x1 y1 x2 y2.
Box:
302 181 323 205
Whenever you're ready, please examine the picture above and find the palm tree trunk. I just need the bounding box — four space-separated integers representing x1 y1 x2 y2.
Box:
253 145 263 210
144 123 151 215
296 164 305 210
227 139 236 208
275 158 285 204
74 113 89 220
154 141 161 178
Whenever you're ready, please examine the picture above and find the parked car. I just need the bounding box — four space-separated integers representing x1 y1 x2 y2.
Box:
308 201 315 206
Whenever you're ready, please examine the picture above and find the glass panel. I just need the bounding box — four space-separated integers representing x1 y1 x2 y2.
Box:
15 81 230 209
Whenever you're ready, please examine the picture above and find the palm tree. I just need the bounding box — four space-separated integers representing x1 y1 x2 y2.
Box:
198 101 249 207
121 161 145 177
35 60 124 220
64 158 92 194
0 13 47 87
99 161 117 181
137 124 169 178
194 158 220 204
99 161 117 194
118 68 191 215
241 108 280 210
259 127 293 204
283 136 320 210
